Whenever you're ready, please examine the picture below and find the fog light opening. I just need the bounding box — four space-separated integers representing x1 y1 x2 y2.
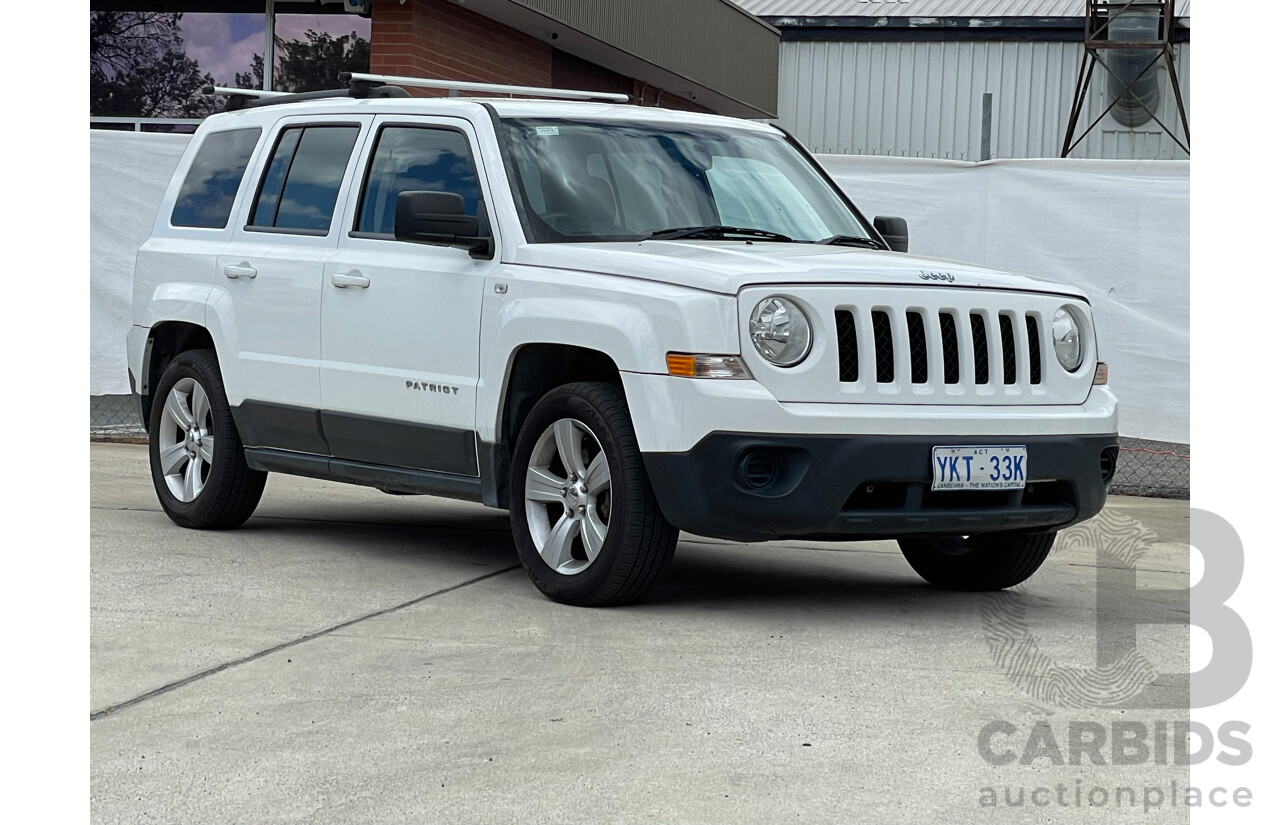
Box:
737 451 778 490
1100 446 1120 487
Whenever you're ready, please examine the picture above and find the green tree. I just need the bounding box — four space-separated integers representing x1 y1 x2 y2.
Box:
234 53 265 91
235 30 371 94
90 11 218 118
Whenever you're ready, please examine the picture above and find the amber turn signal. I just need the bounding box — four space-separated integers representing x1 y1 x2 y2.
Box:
666 353 752 379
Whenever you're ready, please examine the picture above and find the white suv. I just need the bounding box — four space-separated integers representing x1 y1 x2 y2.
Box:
128 75 1119 606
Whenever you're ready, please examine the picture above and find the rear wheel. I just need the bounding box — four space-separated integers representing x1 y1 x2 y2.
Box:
898 531 1056 590
509 382 677 606
148 349 266 529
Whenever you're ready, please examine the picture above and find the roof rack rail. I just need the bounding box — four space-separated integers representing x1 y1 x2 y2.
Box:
204 84 408 112
339 71 630 103
202 85 290 111
202 72 628 114
203 86 290 99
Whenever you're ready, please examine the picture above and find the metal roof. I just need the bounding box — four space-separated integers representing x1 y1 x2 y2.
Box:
735 0 1190 18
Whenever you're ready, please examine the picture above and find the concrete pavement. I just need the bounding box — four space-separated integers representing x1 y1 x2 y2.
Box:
91 442 1191 824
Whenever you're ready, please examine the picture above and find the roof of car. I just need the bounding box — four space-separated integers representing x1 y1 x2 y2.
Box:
201 95 780 135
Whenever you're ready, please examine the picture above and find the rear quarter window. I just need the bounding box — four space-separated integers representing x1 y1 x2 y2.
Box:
170 128 262 229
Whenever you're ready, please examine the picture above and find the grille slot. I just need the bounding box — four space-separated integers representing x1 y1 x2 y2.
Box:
906 311 928 384
1026 315 1042 385
999 313 1017 385
970 313 990 385
872 310 894 383
835 310 858 383
939 312 960 384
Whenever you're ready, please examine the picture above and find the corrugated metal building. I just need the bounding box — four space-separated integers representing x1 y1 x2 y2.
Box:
737 0 1190 159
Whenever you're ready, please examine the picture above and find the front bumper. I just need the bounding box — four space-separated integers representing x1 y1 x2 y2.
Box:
643 432 1118 542
619 373 1119 453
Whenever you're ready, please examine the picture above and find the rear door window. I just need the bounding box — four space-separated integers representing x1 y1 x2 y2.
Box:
249 125 361 234
170 128 262 229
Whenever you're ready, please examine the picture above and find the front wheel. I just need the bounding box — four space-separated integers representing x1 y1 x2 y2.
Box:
148 349 266 529
509 382 677 606
898 531 1057 590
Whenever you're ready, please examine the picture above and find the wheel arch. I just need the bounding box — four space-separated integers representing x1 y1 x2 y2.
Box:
141 321 217 427
500 344 622 445
482 343 623 509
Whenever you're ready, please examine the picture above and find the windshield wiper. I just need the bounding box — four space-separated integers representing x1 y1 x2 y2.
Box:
646 225 794 243
815 235 888 250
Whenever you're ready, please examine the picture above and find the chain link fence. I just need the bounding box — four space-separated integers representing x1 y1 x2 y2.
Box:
91 394 147 440
90 394 1190 498
1111 436 1190 500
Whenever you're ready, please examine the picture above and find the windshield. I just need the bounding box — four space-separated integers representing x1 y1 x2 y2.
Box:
500 118 874 244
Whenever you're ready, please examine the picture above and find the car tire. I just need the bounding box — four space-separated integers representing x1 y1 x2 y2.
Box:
897 531 1057 590
148 349 266 529
509 382 678 606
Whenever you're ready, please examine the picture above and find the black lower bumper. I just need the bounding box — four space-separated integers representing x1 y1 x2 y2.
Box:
643 432 1119 543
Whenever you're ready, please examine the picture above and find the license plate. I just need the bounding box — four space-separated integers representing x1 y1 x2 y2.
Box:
931 446 1028 491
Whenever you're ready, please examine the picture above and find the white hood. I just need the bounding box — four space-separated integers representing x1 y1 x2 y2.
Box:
509 240 1088 300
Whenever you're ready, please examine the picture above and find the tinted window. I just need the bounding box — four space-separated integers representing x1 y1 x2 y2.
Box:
170 128 261 228
356 127 481 235
249 125 360 233
248 128 301 227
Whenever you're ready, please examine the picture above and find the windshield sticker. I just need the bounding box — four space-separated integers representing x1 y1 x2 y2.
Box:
536 126 559 136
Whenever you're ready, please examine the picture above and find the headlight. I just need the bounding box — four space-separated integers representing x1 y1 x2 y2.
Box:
749 296 812 367
1052 306 1084 372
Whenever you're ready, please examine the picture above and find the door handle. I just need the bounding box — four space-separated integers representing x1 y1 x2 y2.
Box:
331 271 370 289
224 263 257 280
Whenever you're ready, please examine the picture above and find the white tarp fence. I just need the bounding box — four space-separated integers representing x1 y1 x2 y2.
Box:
89 132 1189 443
90 132 190 396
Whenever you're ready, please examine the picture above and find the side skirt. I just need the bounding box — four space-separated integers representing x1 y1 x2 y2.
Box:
244 448 485 503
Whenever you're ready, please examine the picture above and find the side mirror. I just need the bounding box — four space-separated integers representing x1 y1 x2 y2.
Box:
873 216 909 253
395 191 494 259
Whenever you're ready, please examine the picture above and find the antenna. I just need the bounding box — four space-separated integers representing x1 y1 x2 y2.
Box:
339 72 630 103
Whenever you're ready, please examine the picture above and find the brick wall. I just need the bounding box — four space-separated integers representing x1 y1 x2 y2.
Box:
370 0 553 92
370 0 710 112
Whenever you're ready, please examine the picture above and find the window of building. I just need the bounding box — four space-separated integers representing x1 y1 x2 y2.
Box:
90 11 370 121
170 128 262 228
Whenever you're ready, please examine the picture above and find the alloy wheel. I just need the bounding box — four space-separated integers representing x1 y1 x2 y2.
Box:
523 418 612 575
156 377 215 502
